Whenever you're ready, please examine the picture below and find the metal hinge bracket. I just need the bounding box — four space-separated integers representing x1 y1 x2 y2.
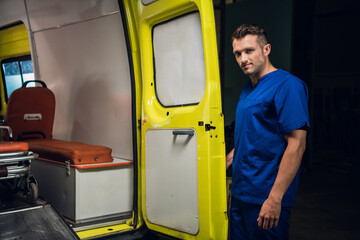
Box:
65 160 70 176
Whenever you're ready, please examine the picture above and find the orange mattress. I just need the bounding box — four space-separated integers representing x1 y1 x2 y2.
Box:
27 139 112 165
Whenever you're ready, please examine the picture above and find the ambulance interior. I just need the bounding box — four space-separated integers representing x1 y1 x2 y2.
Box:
0 1 136 228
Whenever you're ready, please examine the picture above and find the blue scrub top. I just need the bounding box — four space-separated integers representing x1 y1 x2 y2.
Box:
232 69 310 207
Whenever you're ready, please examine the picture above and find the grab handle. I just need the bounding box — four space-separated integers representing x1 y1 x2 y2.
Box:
172 130 194 136
22 80 47 88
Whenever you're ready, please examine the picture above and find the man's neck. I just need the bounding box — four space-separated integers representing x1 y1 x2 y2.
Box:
250 64 277 87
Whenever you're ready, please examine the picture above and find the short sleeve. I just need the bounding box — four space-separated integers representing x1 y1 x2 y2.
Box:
274 77 310 134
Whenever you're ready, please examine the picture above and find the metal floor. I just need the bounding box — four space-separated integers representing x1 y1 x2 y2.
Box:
0 184 78 240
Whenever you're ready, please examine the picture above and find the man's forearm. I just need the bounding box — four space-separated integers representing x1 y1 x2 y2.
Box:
268 129 307 203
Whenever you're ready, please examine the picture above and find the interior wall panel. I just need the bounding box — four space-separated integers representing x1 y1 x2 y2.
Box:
33 13 133 160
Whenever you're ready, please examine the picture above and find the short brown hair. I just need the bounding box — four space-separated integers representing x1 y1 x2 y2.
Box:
232 24 268 47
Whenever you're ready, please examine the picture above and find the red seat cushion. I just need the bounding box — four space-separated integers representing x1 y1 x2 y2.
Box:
27 139 112 164
0 142 29 153
5 86 55 140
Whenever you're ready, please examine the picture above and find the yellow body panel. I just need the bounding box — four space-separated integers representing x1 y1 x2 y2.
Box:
0 23 31 117
122 0 146 231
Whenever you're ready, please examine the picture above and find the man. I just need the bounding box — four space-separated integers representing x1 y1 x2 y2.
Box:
226 24 309 239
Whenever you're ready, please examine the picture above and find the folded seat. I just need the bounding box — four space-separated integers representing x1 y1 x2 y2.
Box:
5 80 113 165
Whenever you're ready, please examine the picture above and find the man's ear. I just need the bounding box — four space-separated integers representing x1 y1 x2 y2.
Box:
263 43 271 56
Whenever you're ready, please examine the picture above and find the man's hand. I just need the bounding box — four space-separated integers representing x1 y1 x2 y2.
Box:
226 149 234 169
257 197 281 230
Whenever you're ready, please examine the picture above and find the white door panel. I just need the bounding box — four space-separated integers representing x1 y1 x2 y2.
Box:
145 129 199 235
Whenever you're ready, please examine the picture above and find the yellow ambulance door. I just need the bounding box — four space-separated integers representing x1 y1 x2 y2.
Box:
124 0 228 239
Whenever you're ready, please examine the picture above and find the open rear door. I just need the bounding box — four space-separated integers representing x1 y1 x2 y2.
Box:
123 0 228 239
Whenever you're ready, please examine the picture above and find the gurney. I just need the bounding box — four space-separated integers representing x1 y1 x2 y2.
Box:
0 140 39 203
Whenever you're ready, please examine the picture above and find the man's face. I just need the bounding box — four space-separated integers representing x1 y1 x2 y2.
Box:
232 35 269 77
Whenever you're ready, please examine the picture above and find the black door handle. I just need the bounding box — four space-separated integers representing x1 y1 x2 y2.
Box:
172 130 195 136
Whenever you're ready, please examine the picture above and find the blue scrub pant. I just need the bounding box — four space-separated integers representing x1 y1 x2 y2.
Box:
230 197 291 240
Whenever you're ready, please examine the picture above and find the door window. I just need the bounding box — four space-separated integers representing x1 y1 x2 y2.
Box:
152 12 206 107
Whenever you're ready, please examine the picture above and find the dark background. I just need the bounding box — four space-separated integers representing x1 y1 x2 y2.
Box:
215 0 360 239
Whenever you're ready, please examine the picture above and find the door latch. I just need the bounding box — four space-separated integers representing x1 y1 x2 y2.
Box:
198 121 216 131
205 123 216 131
